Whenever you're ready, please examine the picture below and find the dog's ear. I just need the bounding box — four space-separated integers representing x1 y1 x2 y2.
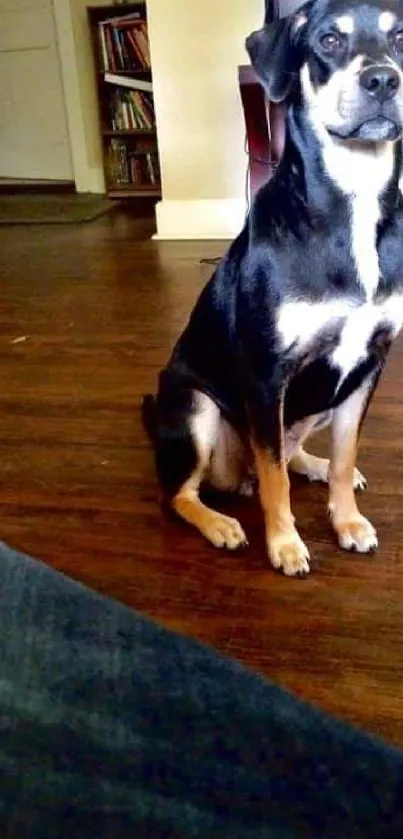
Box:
246 11 307 103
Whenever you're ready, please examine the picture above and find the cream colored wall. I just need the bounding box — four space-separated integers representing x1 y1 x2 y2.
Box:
147 0 262 238
54 0 108 193
55 0 263 221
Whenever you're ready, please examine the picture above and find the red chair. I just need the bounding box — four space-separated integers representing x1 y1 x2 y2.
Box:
238 65 285 198
239 0 301 199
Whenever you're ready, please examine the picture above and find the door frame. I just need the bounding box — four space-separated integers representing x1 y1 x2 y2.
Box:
52 0 105 193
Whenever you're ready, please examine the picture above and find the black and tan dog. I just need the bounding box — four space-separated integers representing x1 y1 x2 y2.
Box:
143 0 403 577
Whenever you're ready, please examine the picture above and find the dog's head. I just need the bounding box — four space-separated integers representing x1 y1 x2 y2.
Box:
246 0 403 142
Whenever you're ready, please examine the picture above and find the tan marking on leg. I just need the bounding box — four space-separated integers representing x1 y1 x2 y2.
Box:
172 391 247 550
253 444 310 577
173 485 247 550
328 385 377 553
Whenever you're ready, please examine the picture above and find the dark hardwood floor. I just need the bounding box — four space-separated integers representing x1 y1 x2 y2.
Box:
1 211 403 745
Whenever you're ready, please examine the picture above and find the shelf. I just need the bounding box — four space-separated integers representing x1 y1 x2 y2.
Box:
108 186 161 198
103 129 156 136
88 1 146 5
89 4 160 202
98 68 151 76
89 1 146 11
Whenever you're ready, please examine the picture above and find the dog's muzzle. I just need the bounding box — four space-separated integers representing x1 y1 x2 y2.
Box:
350 64 402 141
329 63 403 142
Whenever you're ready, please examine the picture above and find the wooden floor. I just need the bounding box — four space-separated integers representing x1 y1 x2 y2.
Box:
1 211 403 746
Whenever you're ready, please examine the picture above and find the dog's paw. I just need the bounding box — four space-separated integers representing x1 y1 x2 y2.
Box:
296 453 329 483
268 530 310 577
291 453 367 491
352 468 367 492
238 478 255 497
331 513 377 553
202 512 248 550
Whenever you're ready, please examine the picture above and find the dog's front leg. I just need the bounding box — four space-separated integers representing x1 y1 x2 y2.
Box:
251 394 310 578
328 376 378 554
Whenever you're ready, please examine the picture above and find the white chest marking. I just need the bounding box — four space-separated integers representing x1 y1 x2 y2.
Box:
277 296 403 381
320 141 393 299
349 194 381 299
300 69 394 301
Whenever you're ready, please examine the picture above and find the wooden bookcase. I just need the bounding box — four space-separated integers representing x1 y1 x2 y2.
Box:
88 2 161 199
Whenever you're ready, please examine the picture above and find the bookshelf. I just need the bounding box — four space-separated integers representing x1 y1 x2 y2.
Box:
88 2 161 199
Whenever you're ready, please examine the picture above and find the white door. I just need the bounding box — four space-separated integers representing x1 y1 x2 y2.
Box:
0 0 73 180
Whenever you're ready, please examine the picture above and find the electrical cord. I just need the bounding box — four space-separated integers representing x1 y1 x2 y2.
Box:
200 133 272 265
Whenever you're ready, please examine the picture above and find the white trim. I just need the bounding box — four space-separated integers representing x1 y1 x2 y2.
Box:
154 198 246 240
52 0 105 193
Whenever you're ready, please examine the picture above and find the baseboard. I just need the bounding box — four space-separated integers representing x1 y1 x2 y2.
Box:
153 198 247 240
0 179 75 195
73 166 105 196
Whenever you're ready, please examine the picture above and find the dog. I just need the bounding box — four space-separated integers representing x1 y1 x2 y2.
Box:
143 0 403 577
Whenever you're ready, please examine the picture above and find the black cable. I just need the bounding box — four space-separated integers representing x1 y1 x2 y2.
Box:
200 133 273 266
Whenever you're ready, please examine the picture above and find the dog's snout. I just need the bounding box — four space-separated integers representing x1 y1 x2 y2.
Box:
359 65 400 102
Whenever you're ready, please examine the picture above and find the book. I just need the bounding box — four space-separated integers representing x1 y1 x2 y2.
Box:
97 14 151 72
107 86 156 132
112 25 124 69
136 27 150 66
99 24 108 70
106 137 160 188
104 24 116 72
99 11 142 26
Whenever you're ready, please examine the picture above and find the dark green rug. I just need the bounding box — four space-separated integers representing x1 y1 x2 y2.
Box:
0 193 119 225
1 538 403 837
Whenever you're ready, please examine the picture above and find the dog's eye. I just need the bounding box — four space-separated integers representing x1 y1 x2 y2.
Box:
319 32 342 51
393 29 403 50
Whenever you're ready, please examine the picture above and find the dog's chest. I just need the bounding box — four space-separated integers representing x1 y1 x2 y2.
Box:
277 294 403 380
277 144 403 379
322 139 393 298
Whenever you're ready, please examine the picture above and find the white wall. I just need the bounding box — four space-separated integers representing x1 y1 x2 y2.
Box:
55 0 263 223
147 0 262 238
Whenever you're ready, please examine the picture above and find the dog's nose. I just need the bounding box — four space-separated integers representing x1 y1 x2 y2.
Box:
359 65 400 102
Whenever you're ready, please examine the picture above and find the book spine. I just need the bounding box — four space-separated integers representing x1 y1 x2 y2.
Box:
98 23 108 71
105 26 116 73
110 93 116 131
117 29 130 71
127 29 144 69
127 98 135 129
137 25 151 68
130 93 146 129
146 153 155 184
116 93 123 130
122 99 130 130
111 26 124 70
108 139 117 183
120 141 129 183
141 93 155 127
133 91 151 129
133 28 147 67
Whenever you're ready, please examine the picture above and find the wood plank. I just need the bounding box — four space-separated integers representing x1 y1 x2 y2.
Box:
1 217 403 746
